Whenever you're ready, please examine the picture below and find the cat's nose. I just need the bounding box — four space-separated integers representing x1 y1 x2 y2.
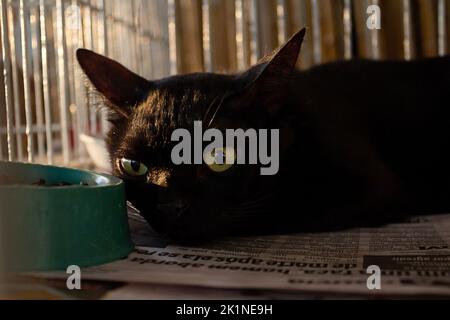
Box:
151 200 189 234
157 200 190 216
157 200 190 227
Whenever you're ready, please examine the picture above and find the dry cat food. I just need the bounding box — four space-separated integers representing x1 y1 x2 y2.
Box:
32 179 90 187
0 175 91 187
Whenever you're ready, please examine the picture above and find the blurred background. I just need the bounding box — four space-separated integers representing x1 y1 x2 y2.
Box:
0 0 448 169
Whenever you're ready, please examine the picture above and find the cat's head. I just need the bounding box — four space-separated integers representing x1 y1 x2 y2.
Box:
77 29 305 242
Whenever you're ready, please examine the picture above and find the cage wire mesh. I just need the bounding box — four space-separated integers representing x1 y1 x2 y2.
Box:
0 0 448 168
0 0 170 167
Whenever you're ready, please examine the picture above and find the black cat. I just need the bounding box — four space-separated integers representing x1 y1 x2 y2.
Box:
77 29 450 242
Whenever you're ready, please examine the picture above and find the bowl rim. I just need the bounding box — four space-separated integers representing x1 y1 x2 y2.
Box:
0 160 123 190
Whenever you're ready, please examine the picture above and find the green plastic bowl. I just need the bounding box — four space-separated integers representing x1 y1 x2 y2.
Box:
0 161 134 272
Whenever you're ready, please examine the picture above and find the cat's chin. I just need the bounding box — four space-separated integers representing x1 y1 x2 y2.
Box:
140 209 288 244
136 208 218 243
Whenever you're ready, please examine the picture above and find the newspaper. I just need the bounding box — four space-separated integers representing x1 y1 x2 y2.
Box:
72 210 450 297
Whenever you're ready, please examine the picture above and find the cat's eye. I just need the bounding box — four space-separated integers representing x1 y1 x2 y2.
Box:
119 158 148 177
204 147 236 173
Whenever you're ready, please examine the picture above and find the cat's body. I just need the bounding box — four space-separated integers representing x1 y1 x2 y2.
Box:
77 29 450 242
277 57 450 232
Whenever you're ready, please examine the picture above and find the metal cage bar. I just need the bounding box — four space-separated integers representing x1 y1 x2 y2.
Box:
0 0 14 161
39 0 54 164
343 0 353 60
438 0 447 56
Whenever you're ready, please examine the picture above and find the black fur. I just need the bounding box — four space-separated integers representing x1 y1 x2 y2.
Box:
77 29 450 242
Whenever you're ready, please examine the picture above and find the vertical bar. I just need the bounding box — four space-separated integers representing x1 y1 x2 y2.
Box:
205 0 237 73
104 0 114 60
66 1 81 158
98 0 107 55
116 1 124 65
241 0 257 67
369 0 381 59
8 1 23 161
277 0 286 45
39 0 53 164
284 0 313 69
174 0 204 74
73 0 88 157
141 0 150 77
249 0 259 64
20 0 34 163
117 1 123 64
82 1 93 49
343 0 353 60
81 0 94 137
106 0 115 58
254 0 278 58
98 0 109 135
0 0 14 161
415 0 437 57
0 116 2 160
0 1 6 159
31 6 45 160
0 124 2 160
403 0 413 60
438 0 447 56
235 0 245 70
82 0 97 136
132 0 143 75
117 2 127 69
108 0 116 62
311 0 322 64
168 0 178 75
202 0 211 72
56 0 70 164
149 0 171 78
314 0 339 63
128 1 134 69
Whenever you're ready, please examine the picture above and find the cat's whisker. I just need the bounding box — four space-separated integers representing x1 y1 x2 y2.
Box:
206 93 230 129
203 95 221 124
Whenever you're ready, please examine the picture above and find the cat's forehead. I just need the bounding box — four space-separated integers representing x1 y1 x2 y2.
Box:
122 73 236 154
133 73 236 124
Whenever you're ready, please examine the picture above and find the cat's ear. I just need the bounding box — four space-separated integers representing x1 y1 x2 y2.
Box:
231 28 306 116
76 49 152 118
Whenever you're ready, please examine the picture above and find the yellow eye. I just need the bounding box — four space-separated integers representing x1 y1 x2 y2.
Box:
204 147 236 173
119 158 148 177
